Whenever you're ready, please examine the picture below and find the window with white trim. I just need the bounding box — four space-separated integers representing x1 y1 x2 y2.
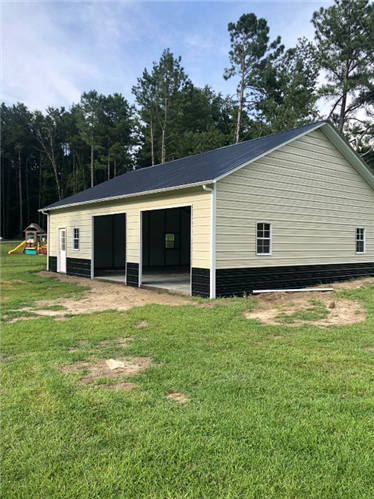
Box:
257 223 272 255
73 228 80 250
356 228 365 254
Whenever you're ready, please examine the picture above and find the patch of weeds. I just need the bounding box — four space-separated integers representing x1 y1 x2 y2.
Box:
36 304 67 312
95 377 116 386
274 312 296 324
1 310 39 323
275 300 329 324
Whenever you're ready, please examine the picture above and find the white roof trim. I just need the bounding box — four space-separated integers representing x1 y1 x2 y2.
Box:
319 124 374 190
215 121 374 190
39 181 212 212
213 122 326 183
41 121 373 213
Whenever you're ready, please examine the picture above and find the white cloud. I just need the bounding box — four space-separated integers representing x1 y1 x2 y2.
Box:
1 0 338 117
2 2 144 110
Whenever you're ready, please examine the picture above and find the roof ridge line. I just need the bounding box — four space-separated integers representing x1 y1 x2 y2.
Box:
127 120 326 174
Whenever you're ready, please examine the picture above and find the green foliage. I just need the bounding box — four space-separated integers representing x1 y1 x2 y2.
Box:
255 38 320 133
224 13 284 142
2 8 373 240
1 92 135 238
312 0 374 131
133 55 235 166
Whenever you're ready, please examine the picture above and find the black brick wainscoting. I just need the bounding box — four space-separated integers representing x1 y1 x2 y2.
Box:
215 262 374 297
191 268 210 298
66 258 91 278
48 256 57 272
126 262 139 287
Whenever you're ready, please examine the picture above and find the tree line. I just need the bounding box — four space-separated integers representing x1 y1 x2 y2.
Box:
1 0 373 238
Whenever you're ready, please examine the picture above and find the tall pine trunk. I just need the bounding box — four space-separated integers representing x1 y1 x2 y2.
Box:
338 60 349 132
161 97 168 164
114 158 117 178
107 137 111 180
161 125 166 164
18 146 23 236
72 146 77 194
150 117 155 166
236 48 245 144
90 140 94 188
38 152 42 226
6 162 11 238
25 157 30 224
1 158 5 238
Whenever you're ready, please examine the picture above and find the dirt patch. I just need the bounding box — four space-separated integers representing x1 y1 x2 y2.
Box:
244 290 366 327
67 337 134 353
166 391 189 403
60 356 152 385
8 316 40 324
0 353 15 363
118 337 135 346
98 382 138 391
332 277 374 290
136 320 148 329
29 272 193 320
1 279 27 289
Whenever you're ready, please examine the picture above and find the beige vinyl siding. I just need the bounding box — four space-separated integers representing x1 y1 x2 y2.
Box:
216 129 374 269
49 186 211 269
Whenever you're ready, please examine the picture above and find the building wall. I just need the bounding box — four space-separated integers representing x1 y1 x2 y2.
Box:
216 129 374 269
215 129 374 295
48 186 211 290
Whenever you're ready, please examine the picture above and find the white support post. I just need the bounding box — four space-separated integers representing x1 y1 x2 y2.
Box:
203 183 216 299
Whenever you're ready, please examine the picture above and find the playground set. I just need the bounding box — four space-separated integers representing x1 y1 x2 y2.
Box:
8 223 47 255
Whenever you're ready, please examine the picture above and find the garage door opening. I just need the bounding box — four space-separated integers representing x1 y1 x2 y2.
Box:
93 213 126 281
141 207 191 294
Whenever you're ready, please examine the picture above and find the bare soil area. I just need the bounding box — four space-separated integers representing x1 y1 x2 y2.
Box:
59 356 152 390
14 272 193 321
166 391 189 403
244 277 374 327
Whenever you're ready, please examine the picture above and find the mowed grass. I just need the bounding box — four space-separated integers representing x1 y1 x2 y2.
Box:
1 242 87 322
1 242 374 498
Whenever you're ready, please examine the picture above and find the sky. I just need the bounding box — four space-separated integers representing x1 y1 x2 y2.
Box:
2 0 335 113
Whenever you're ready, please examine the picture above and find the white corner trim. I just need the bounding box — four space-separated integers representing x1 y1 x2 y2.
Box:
47 212 50 270
203 183 216 299
139 212 142 287
91 216 94 278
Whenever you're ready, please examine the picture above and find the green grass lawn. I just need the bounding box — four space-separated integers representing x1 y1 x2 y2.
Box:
1 242 374 498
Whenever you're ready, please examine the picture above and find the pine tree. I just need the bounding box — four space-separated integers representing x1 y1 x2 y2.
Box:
224 13 284 142
312 0 374 131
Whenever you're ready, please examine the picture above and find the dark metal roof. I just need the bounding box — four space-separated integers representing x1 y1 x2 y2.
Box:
43 121 325 210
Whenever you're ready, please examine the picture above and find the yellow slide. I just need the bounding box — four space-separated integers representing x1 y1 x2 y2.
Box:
8 240 26 255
